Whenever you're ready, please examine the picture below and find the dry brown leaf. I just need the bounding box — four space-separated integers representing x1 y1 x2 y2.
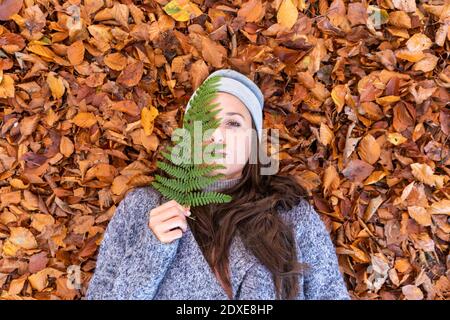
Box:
67 40 85 66
408 206 432 226
0 73 15 98
238 0 265 23
358 134 380 165
141 105 159 136
7 227 38 250
111 100 140 116
46 72 65 99
410 163 445 188
277 0 298 29
342 159 374 183
104 52 127 71
72 112 97 128
319 123 334 146
117 61 143 87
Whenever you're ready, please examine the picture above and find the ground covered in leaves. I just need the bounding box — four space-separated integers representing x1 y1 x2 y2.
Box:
0 0 449 300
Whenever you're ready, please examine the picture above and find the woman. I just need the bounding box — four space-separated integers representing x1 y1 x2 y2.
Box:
85 69 350 300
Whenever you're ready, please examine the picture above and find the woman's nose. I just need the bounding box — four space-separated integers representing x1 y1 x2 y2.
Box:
208 128 225 144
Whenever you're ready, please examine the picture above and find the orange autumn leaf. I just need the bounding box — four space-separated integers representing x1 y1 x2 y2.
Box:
71 112 97 128
46 72 65 99
277 0 298 29
163 0 203 22
331 84 347 113
237 0 265 23
104 52 127 71
0 73 15 98
111 100 140 116
7 227 38 250
67 40 85 66
358 134 380 165
141 105 159 136
117 61 143 87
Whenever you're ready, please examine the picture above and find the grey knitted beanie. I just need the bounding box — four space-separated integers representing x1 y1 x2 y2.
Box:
184 69 264 143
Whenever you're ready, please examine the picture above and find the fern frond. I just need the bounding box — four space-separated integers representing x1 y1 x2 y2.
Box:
150 74 233 210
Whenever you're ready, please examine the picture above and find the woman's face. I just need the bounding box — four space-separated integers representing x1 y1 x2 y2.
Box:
204 92 254 179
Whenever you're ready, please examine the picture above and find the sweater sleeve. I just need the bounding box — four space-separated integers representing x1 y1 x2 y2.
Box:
293 200 350 300
85 187 178 300
85 188 136 299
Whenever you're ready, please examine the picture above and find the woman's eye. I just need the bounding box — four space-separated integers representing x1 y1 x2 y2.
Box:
225 120 241 128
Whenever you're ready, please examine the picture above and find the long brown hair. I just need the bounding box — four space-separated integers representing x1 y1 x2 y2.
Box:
187 124 311 300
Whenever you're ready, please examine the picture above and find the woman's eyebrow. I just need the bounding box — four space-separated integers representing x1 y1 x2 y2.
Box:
225 112 245 120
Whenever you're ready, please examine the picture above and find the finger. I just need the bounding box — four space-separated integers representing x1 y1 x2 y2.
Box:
160 229 183 243
149 207 181 229
150 200 180 216
159 216 187 233
150 200 184 216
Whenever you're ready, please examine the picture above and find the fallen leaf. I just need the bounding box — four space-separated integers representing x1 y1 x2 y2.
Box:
141 105 159 136
402 284 424 300
277 0 298 29
72 112 97 128
342 159 374 183
163 0 203 22
117 61 143 87
0 74 15 98
46 72 65 99
8 227 38 250
67 40 85 66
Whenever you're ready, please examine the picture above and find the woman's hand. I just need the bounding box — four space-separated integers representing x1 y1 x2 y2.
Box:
148 200 191 244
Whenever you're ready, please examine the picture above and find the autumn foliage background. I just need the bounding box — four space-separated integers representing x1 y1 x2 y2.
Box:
0 0 449 300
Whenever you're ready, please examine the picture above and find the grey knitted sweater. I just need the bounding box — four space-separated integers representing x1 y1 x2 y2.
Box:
85 177 350 300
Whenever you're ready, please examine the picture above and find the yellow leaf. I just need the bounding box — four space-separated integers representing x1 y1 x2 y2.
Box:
2 239 19 256
387 132 407 145
28 268 63 292
31 214 55 233
8 276 26 295
277 0 298 29
72 112 97 128
375 95 400 106
163 0 203 22
0 74 15 98
27 44 55 60
141 105 159 136
296 0 307 11
364 170 387 185
395 49 425 62
331 84 346 113
28 269 49 292
8 227 38 250
10 178 29 189
46 72 65 99
319 123 334 146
